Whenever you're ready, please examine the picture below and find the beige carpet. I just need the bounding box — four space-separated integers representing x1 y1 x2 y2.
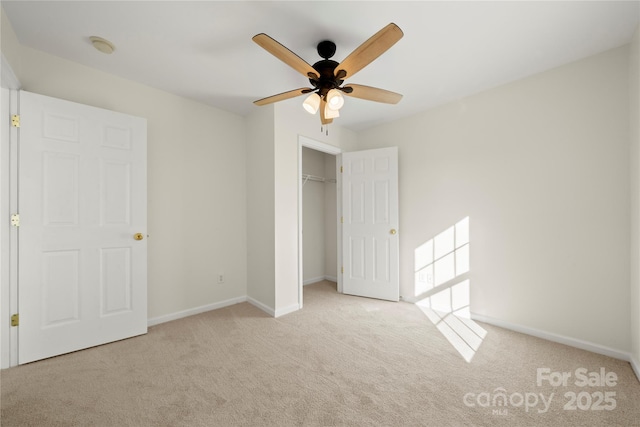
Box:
1 280 639 426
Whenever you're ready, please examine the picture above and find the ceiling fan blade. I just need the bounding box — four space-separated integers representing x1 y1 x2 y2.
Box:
319 98 333 125
342 84 403 104
253 88 313 106
335 23 403 80
253 33 319 79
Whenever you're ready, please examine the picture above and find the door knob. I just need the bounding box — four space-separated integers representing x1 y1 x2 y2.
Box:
390 229 397 235
134 233 144 241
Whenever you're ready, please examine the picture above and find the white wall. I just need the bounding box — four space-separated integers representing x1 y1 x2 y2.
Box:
357 46 631 353
2 24 248 321
0 8 20 78
246 106 276 309
630 25 640 374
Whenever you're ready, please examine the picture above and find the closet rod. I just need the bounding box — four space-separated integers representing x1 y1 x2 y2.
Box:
301 174 337 185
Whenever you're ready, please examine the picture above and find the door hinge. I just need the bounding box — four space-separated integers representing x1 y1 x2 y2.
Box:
340 166 343 173
341 266 344 274
10 314 19 327
341 216 343 224
10 214 20 227
11 114 20 128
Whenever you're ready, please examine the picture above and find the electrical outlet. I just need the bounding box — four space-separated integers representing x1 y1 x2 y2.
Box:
217 273 225 284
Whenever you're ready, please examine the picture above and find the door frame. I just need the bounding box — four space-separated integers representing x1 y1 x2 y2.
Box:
297 135 342 309
1 54 22 368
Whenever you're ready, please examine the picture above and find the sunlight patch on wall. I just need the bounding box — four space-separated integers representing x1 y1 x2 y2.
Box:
414 217 486 362
415 216 470 295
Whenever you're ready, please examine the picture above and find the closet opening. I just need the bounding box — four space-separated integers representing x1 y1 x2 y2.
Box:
297 136 341 309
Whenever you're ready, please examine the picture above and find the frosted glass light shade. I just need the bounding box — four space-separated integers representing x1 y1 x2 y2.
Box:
326 89 344 110
324 104 340 119
303 93 321 114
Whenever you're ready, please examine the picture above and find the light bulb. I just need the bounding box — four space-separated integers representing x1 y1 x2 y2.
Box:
326 89 344 110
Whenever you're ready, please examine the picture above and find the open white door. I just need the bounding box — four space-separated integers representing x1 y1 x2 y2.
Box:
342 147 399 301
18 91 147 364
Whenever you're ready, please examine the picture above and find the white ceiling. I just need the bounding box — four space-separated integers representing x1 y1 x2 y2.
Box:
3 1 639 131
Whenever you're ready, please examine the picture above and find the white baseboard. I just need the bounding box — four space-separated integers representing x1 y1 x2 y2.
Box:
631 355 640 383
147 296 246 327
247 297 275 317
471 313 631 362
246 297 299 318
274 303 300 318
303 276 326 285
303 275 337 285
148 295 300 325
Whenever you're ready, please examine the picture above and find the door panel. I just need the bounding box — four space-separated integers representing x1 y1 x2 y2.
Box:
18 91 147 364
342 147 399 301
42 250 80 326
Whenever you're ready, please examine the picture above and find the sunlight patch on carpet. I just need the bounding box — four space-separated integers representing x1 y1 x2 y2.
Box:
416 290 487 362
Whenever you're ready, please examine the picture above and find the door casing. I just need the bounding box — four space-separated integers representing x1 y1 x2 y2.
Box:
1 86 20 369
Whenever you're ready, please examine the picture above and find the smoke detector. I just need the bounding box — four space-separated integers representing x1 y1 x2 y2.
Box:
89 36 115 54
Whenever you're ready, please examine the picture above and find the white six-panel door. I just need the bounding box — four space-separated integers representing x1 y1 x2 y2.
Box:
342 147 399 301
18 91 147 364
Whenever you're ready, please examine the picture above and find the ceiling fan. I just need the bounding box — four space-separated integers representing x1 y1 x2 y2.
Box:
252 23 404 125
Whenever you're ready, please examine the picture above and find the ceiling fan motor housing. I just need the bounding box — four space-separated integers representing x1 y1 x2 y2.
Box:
309 41 345 98
310 59 344 95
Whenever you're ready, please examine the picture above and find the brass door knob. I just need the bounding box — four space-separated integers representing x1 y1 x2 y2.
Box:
134 233 144 241
390 229 397 235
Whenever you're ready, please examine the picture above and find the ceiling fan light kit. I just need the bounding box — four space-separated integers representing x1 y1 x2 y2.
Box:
252 23 404 128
